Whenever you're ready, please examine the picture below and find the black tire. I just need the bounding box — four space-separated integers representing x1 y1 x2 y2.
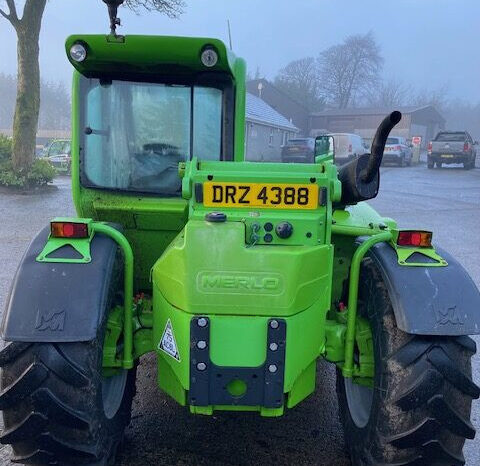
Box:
436 161 443 168
337 258 479 466
463 156 475 170
0 261 136 465
427 159 434 169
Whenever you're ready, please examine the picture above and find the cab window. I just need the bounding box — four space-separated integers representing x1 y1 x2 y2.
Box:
80 76 232 195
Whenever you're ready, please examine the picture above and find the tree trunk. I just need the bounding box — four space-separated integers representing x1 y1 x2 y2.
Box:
11 0 47 171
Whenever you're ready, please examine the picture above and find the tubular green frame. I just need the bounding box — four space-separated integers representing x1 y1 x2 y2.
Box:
340 230 393 377
90 223 134 369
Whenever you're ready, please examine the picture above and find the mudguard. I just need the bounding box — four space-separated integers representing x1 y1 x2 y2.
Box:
367 242 480 335
1 225 120 342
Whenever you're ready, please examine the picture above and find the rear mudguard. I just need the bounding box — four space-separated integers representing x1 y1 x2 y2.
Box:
367 242 480 335
1 225 120 342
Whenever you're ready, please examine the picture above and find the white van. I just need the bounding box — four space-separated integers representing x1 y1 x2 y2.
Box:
328 133 368 164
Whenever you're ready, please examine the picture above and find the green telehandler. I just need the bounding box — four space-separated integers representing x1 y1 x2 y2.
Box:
1 3 479 465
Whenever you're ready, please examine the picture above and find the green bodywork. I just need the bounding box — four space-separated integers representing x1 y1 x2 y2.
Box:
37 34 446 416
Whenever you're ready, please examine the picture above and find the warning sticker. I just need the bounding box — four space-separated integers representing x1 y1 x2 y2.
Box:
158 319 180 362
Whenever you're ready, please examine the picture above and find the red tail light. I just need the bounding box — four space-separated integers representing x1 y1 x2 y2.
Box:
397 231 432 248
348 144 352 153
464 142 470 152
51 221 89 239
395 145 401 151
427 142 432 153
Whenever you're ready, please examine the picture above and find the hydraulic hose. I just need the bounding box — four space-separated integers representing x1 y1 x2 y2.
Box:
361 111 402 183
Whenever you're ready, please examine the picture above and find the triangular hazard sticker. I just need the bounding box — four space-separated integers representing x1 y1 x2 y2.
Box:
158 319 180 361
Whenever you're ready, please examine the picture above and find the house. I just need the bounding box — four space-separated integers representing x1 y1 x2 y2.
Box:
245 92 299 162
309 106 445 148
247 79 310 136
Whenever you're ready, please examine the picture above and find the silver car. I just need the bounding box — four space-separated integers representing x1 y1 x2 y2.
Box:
382 136 412 167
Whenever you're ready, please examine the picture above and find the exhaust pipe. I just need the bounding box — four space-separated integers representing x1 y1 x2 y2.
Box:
362 111 402 183
337 111 402 206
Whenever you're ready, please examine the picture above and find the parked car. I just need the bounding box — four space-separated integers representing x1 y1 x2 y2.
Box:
427 131 477 169
382 136 412 167
281 138 316 163
328 133 368 165
363 138 373 152
42 139 72 174
35 145 45 158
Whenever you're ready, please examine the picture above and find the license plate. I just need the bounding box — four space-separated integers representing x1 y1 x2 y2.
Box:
441 154 454 158
203 182 319 209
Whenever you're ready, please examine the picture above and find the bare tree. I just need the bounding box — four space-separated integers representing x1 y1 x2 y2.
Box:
318 32 383 109
0 0 47 171
0 74 70 131
274 57 324 111
442 99 480 139
366 78 412 108
413 84 450 112
39 81 71 131
124 0 184 17
0 0 185 172
0 73 16 129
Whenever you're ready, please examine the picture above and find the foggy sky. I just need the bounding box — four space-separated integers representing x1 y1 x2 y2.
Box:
0 0 479 103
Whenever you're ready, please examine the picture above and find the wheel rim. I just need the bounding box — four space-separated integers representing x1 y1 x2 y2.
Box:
102 370 128 419
345 378 374 428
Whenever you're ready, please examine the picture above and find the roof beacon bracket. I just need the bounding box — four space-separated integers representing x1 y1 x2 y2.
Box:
102 0 125 36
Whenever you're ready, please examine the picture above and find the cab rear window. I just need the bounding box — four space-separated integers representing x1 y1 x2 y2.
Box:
435 133 466 142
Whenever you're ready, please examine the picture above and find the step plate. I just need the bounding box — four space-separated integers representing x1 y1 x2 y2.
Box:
189 317 286 408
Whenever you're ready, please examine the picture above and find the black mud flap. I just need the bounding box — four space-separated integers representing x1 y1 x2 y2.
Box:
1 225 120 342
367 242 480 335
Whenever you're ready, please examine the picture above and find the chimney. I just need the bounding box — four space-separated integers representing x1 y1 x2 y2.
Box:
257 82 263 99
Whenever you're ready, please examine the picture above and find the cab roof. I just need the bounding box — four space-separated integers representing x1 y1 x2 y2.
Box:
65 35 243 78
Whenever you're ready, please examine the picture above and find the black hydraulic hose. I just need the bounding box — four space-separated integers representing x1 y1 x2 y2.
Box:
361 111 402 183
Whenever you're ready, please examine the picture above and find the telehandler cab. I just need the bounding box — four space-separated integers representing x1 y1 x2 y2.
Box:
1 3 480 465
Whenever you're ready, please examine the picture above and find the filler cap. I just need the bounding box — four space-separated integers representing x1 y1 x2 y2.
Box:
205 212 227 223
275 222 293 239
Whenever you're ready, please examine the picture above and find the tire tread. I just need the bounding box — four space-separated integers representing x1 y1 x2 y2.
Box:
337 258 479 466
0 340 134 465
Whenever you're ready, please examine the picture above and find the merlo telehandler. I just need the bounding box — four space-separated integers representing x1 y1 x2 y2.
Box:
1 3 480 465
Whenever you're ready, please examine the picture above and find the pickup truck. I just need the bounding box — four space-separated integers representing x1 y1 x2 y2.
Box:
427 131 477 169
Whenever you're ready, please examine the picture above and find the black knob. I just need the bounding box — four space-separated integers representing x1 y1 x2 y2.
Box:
275 222 293 239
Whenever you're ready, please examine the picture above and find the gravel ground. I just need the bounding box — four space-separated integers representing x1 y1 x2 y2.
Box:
0 162 479 465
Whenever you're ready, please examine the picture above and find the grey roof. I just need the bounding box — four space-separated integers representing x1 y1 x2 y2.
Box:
246 93 298 131
311 105 438 117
